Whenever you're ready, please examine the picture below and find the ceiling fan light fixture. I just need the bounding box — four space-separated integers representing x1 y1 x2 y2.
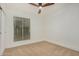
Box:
39 6 42 9
29 3 55 14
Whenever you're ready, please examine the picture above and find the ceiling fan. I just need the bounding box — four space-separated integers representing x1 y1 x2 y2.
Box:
29 3 55 14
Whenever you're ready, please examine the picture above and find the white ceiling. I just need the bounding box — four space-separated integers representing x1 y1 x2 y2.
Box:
0 3 73 16
0 3 55 14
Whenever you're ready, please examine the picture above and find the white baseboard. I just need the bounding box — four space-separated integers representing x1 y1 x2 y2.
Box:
0 39 44 55
1 39 79 56
46 39 79 52
6 39 44 49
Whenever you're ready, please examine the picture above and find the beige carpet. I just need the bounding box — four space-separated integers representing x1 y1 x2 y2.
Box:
3 41 79 56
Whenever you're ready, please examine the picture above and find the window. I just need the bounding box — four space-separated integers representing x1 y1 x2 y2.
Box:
14 16 30 41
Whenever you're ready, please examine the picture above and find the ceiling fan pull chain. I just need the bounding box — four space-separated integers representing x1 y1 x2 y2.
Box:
38 9 41 14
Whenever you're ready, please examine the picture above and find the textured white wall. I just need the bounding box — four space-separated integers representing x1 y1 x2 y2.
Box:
5 13 43 48
1 3 79 54
0 10 1 32
1 3 43 48
0 10 1 55
0 9 5 55
46 3 79 51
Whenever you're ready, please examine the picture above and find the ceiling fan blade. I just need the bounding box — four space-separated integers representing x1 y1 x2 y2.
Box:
38 9 41 14
42 3 54 7
29 3 39 7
